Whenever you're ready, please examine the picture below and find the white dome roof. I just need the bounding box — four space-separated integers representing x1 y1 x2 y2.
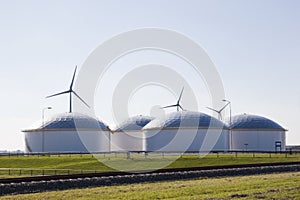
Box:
229 114 286 131
114 115 154 131
23 112 109 132
143 111 228 130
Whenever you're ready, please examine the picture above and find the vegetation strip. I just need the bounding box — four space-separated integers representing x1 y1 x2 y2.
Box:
0 163 299 196
0 161 300 184
1 169 299 199
1 153 300 178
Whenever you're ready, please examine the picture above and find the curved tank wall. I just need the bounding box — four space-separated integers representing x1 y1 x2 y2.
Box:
22 112 110 153
229 114 287 151
111 132 144 151
142 111 229 152
111 115 154 151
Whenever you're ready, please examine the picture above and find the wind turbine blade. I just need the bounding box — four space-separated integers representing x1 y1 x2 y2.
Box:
73 91 90 108
177 87 184 103
70 66 77 90
219 102 230 112
161 104 177 109
206 107 220 113
179 105 184 111
46 90 70 98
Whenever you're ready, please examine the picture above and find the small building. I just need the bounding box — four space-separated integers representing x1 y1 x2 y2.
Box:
111 115 154 151
22 112 110 153
229 114 287 151
142 111 229 152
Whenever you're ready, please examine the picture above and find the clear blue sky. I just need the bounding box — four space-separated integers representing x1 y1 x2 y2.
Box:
0 0 299 150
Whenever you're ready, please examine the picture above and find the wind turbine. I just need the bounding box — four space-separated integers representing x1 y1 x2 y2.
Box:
206 101 230 120
161 87 185 112
46 66 90 113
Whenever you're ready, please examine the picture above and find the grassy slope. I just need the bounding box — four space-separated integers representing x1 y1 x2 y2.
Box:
0 156 110 170
0 153 299 177
167 153 300 168
0 172 299 200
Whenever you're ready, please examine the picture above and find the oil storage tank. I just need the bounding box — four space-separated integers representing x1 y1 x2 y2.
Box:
111 115 154 151
22 112 110 153
143 111 229 152
229 114 287 151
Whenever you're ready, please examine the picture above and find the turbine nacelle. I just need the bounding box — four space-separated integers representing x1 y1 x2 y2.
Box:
206 101 230 120
161 87 185 112
46 66 90 113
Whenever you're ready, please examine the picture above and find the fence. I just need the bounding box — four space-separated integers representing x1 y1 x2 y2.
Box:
0 168 106 177
0 150 300 158
0 150 299 178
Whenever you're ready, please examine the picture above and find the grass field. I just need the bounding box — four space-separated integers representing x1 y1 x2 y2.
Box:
0 153 299 177
0 172 299 199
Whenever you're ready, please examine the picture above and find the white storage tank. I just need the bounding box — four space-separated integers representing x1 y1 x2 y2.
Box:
230 114 287 151
111 115 154 151
22 112 110 153
143 111 229 152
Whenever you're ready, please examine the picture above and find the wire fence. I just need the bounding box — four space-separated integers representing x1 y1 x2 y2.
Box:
0 168 105 177
0 150 299 178
0 150 300 158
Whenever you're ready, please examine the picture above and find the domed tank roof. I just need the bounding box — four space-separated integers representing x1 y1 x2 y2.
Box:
143 111 228 130
23 112 109 132
114 115 154 131
229 114 286 131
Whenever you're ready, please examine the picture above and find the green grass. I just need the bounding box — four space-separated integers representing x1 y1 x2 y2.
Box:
0 155 113 177
0 153 299 177
1 172 299 199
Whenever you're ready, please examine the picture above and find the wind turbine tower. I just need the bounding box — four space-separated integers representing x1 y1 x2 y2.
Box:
46 66 89 113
